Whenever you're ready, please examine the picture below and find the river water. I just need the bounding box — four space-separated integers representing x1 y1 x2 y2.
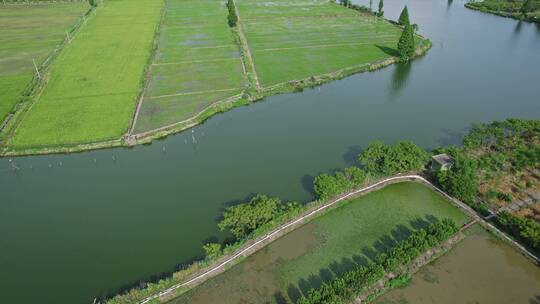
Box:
1 0 539 303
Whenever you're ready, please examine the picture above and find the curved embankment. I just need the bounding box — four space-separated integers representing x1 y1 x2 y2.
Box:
129 174 538 304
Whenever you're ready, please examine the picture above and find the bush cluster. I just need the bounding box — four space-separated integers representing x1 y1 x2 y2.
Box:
226 0 238 27
313 167 366 200
358 141 429 176
496 211 540 254
297 219 459 304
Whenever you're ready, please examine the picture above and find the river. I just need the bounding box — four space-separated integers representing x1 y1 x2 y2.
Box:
1 0 539 303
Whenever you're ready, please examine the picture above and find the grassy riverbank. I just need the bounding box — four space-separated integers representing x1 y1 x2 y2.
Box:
465 0 540 23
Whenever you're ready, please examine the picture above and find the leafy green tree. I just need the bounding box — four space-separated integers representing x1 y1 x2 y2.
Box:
397 23 415 60
218 194 280 239
227 0 238 27
203 243 222 260
521 0 534 16
398 5 410 25
358 141 429 175
436 153 478 204
89 0 97 7
378 0 384 16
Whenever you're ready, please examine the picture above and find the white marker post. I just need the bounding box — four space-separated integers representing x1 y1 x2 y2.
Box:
65 30 71 43
32 59 41 79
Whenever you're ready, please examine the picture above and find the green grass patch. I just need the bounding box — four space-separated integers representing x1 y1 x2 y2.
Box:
0 2 89 123
238 0 405 87
169 182 469 304
8 0 163 148
133 0 247 133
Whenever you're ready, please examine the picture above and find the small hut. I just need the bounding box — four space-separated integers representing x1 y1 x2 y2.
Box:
431 153 453 172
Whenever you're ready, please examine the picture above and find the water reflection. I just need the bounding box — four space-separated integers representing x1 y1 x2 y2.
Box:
389 62 412 100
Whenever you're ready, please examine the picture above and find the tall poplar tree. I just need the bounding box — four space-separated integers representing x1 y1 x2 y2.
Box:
397 23 415 60
398 5 410 25
378 0 384 16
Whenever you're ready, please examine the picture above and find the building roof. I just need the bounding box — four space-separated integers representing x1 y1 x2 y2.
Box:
432 153 453 166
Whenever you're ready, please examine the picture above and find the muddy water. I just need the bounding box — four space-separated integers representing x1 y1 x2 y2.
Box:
376 227 540 304
172 223 319 304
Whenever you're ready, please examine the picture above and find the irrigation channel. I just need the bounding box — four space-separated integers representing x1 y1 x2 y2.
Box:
1 0 540 303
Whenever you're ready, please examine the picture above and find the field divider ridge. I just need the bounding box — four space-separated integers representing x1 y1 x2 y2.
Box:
128 0 167 136
231 0 261 91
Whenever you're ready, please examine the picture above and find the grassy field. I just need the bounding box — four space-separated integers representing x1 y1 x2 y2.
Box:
169 182 469 304
238 0 404 87
466 0 540 22
132 0 246 133
0 2 89 125
8 0 163 148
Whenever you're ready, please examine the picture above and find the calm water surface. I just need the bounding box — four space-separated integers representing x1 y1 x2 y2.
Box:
1 0 540 303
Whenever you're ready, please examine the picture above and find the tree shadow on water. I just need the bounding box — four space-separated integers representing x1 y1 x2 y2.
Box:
342 145 363 166
287 284 303 303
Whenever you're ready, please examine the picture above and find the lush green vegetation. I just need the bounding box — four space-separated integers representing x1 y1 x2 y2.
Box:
313 166 366 200
435 119 540 251
496 211 540 254
297 219 458 304
9 0 163 148
168 182 467 304
227 0 238 27
0 2 89 126
133 0 246 133
466 0 540 23
218 194 300 239
358 141 429 176
237 0 412 87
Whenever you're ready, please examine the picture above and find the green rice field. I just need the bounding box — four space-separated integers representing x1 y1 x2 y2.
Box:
169 182 469 304
8 0 163 148
0 2 89 125
133 0 247 133
238 0 404 86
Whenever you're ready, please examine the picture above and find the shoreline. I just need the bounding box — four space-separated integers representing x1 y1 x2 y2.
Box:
465 3 540 24
0 40 431 158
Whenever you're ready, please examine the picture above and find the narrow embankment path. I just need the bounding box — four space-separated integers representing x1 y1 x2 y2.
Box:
231 0 261 91
139 174 539 303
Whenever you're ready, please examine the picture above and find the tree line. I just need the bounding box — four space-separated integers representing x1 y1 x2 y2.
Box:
297 219 459 304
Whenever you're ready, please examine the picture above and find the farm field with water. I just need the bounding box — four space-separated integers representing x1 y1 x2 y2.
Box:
170 182 468 304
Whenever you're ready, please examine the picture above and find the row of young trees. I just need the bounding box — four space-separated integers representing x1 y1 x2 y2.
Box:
297 219 459 304
226 0 238 27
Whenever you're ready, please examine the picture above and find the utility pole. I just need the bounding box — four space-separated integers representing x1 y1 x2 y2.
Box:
32 58 41 79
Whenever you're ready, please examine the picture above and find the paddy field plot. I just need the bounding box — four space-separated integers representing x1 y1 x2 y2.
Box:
237 0 404 87
133 0 246 134
9 0 163 148
0 2 89 124
170 182 469 304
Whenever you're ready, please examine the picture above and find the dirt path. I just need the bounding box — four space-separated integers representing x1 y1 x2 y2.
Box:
232 0 262 91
